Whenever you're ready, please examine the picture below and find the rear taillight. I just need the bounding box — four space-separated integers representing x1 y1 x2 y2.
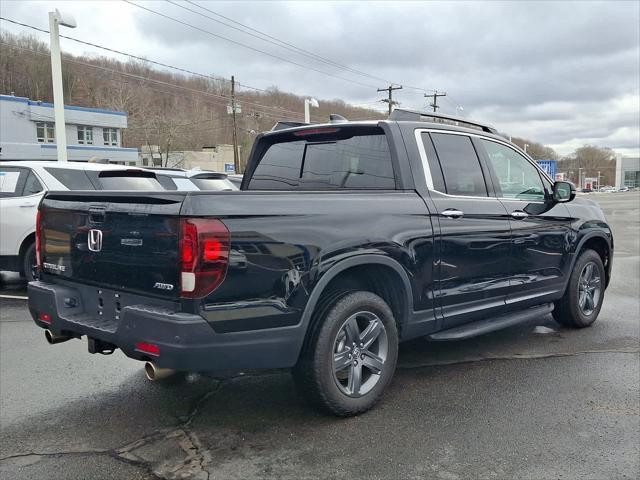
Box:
35 209 42 267
179 218 230 298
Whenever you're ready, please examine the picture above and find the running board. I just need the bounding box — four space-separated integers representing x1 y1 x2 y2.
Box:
428 303 554 341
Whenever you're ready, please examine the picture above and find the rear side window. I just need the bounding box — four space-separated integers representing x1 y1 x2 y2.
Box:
430 133 488 197
23 171 44 195
44 168 96 190
248 128 395 190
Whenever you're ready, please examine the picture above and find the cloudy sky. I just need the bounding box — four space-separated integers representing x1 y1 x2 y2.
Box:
1 0 639 156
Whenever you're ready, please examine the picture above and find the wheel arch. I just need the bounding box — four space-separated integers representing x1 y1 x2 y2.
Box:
297 255 413 356
571 232 613 289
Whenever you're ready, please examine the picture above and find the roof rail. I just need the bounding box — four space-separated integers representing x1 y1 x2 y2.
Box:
389 108 498 134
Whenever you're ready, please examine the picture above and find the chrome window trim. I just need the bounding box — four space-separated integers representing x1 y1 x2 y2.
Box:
413 127 550 203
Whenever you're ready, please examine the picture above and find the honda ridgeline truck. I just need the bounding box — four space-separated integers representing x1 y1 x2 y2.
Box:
29 110 613 416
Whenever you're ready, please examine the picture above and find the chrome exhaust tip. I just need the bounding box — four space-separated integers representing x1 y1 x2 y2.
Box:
144 361 176 381
45 329 72 344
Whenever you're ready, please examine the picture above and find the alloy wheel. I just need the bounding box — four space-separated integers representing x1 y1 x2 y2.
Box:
332 311 388 397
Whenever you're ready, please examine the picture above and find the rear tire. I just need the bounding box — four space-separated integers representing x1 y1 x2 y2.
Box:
293 291 399 416
553 249 605 328
21 243 36 282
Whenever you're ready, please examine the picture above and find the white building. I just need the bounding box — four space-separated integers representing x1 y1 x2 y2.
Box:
615 154 640 189
140 144 238 173
0 94 138 164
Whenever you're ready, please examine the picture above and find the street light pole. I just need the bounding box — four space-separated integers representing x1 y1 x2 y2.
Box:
304 98 319 123
524 143 529 154
48 9 76 162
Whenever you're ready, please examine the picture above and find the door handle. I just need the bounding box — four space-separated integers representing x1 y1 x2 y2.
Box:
441 209 464 218
19 203 36 208
510 210 529 219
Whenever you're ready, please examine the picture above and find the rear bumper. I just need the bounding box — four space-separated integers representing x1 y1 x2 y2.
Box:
28 281 304 372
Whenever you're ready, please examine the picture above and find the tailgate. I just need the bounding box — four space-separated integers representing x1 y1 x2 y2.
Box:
39 191 187 298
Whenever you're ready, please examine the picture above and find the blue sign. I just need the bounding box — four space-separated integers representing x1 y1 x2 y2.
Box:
536 159 557 180
224 163 235 173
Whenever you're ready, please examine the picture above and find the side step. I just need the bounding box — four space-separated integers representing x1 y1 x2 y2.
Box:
428 303 554 341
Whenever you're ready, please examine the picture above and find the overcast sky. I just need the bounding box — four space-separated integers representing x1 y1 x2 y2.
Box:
1 0 639 156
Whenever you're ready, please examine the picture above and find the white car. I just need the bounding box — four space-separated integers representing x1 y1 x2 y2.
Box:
147 168 238 191
0 161 163 281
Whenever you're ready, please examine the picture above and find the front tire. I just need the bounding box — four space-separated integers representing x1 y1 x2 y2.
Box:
293 291 399 416
553 249 605 328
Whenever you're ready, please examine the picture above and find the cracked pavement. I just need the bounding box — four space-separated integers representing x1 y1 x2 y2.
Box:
1 193 639 480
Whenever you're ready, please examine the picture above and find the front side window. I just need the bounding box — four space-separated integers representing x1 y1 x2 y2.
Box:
36 122 55 143
103 127 118 146
430 133 488 196
77 126 94 145
480 139 546 201
248 128 395 190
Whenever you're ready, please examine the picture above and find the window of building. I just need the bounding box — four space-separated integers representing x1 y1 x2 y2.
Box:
77 126 94 145
36 122 55 143
430 133 488 197
480 139 546 201
624 170 639 188
248 128 395 190
103 127 118 146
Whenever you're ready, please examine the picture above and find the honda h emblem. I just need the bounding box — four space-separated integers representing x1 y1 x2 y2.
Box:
88 229 103 252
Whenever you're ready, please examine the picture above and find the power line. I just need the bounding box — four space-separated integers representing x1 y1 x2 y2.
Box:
178 0 397 86
0 41 307 120
122 0 383 89
173 1 438 95
0 16 266 93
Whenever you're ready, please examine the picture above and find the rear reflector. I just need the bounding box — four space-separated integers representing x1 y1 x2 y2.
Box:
38 312 51 324
35 209 42 267
135 342 160 357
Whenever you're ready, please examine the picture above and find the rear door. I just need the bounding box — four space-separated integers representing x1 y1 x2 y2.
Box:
477 138 572 308
0 167 44 258
417 131 512 329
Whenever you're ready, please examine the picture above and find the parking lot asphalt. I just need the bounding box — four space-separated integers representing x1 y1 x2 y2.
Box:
1 193 638 480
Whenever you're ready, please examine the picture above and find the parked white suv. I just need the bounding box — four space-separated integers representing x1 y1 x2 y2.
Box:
0 161 163 281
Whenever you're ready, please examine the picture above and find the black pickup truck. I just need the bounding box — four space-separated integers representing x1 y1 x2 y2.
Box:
29 109 613 416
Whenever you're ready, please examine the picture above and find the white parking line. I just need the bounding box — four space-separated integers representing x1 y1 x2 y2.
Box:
0 294 28 300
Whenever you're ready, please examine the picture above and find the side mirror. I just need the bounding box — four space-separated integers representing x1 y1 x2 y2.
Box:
553 181 575 203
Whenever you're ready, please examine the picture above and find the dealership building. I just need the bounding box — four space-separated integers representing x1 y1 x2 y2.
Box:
615 154 640 189
0 94 138 164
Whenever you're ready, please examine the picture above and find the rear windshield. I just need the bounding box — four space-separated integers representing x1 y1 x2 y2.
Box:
44 167 96 190
97 175 162 190
247 127 396 190
190 177 237 191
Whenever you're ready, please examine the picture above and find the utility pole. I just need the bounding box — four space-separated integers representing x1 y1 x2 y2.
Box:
377 85 402 115
425 91 447 112
230 75 239 174
48 9 76 162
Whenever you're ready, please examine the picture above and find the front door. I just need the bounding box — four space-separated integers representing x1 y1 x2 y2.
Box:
477 138 572 309
420 132 512 329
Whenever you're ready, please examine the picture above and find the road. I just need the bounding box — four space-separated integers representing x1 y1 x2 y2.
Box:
1 193 639 480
